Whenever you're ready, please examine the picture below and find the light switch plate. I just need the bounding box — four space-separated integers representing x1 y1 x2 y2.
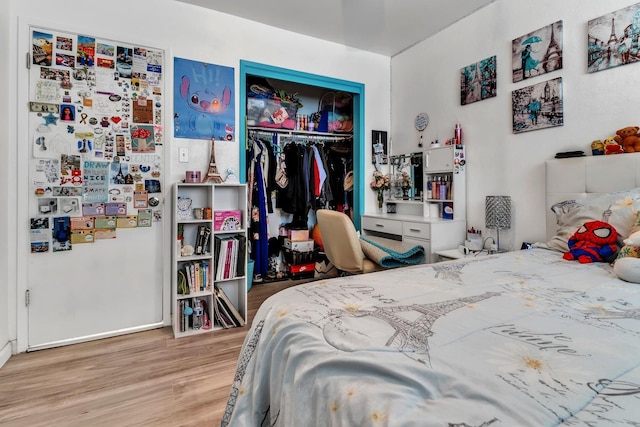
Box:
179 148 188 163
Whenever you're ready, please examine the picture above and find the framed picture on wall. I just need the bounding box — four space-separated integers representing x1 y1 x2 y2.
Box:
372 130 388 165
460 55 497 105
588 3 640 73
512 20 563 83
511 77 563 134
173 57 235 141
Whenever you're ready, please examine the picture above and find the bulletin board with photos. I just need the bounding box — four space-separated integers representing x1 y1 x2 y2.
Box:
28 27 165 253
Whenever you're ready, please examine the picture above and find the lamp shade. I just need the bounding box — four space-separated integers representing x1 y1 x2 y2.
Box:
485 196 511 230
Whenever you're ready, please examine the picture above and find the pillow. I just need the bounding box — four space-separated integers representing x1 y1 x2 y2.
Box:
613 257 640 283
547 189 640 253
613 211 640 283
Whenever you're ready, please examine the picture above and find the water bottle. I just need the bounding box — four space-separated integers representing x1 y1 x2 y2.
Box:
192 299 203 330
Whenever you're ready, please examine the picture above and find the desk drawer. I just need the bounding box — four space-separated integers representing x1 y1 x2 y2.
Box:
361 216 402 236
403 221 430 240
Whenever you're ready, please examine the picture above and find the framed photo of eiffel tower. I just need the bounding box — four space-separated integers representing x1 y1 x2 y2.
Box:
460 55 497 105
588 3 640 73
512 20 563 83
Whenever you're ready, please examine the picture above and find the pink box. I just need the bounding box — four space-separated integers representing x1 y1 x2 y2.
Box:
185 170 201 183
289 229 310 241
214 210 242 231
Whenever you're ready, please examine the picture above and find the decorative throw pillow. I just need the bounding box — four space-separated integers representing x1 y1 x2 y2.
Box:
547 188 640 253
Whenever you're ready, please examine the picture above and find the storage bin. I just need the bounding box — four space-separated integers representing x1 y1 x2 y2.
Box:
282 248 316 264
317 91 353 133
246 97 298 129
247 259 254 291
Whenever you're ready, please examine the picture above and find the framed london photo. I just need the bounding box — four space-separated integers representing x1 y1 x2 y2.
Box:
511 77 563 134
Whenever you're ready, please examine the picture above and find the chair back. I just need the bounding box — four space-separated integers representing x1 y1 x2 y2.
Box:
316 209 365 274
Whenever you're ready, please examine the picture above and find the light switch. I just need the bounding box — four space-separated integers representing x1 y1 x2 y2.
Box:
179 148 189 163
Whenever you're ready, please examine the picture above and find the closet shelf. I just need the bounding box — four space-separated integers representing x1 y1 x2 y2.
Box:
247 126 351 139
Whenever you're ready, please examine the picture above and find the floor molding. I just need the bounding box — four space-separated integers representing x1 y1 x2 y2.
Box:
0 340 12 369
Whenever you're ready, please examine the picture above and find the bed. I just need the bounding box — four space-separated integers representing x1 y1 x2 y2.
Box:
222 154 640 426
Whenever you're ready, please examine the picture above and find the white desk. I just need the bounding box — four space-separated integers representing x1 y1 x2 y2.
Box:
435 248 489 262
361 214 466 264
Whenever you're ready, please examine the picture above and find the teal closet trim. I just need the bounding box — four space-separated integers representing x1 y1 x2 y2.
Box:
239 60 365 229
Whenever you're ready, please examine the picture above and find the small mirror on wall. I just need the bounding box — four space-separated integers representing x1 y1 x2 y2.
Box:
389 152 423 201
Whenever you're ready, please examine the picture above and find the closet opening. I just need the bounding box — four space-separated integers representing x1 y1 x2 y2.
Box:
239 61 364 283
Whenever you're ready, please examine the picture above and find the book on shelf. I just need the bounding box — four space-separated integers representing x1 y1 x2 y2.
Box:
181 299 190 331
194 262 201 291
179 300 186 332
195 225 211 255
213 293 234 328
236 235 246 277
213 235 246 280
214 284 245 327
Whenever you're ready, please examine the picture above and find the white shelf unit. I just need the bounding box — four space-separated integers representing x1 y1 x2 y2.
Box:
172 183 248 338
423 145 466 221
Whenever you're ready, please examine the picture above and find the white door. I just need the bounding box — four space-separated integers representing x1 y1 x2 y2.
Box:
25 25 166 350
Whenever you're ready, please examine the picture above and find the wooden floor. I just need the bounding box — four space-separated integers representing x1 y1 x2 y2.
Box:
0 280 304 427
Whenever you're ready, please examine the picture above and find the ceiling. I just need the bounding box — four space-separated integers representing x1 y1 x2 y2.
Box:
176 0 496 57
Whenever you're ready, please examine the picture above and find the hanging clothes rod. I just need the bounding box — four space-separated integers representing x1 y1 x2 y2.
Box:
248 127 351 142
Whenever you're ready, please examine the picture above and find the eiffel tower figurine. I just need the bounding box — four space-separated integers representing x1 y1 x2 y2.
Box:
202 137 223 183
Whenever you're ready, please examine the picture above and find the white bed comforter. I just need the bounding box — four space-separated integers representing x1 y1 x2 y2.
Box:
222 249 640 426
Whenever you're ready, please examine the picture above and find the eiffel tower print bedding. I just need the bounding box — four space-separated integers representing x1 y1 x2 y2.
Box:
222 248 640 426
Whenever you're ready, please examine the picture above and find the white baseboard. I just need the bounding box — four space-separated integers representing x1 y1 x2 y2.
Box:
0 341 12 369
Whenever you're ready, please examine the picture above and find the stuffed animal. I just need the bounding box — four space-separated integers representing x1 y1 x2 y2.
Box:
614 126 640 153
604 136 624 155
591 140 605 155
614 212 640 283
563 220 619 263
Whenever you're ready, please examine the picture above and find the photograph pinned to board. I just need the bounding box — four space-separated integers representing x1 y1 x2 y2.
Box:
173 57 235 141
512 20 563 83
512 77 563 134
30 217 51 253
372 130 388 165
460 55 497 105
52 216 72 252
588 3 640 73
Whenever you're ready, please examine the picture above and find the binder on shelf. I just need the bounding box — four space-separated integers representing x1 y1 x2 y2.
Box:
236 235 247 277
213 294 234 329
214 285 245 327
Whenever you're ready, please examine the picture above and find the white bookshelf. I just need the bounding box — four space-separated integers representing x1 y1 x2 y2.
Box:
172 183 248 338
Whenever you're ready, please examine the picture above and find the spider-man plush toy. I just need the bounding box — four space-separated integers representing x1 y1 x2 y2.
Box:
563 220 619 264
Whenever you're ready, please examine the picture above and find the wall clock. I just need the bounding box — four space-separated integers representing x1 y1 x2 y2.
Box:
414 112 429 131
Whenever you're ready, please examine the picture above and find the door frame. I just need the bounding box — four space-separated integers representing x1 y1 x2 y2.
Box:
239 60 365 229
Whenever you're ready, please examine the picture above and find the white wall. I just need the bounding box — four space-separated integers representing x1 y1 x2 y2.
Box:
1 0 390 361
392 0 640 249
0 1 15 367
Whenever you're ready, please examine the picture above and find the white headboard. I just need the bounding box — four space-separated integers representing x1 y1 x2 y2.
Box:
545 153 640 241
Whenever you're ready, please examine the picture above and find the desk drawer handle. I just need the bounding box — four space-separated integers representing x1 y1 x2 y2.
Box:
409 228 421 232
375 224 385 228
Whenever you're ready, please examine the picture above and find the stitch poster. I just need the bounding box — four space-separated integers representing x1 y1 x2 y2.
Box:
173 57 235 141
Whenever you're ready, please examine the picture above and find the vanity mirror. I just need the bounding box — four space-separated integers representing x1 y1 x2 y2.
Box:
389 152 423 201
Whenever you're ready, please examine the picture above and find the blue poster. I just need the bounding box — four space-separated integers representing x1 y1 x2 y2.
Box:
173 57 235 141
